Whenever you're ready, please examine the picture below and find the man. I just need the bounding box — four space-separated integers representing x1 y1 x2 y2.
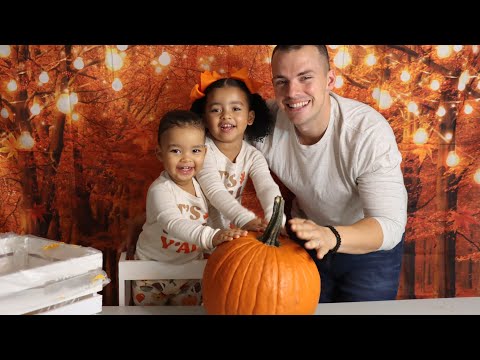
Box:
252 45 407 302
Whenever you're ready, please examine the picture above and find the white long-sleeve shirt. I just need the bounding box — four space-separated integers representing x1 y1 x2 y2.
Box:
196 136 284 230
252 93 407 251
135 171 219 264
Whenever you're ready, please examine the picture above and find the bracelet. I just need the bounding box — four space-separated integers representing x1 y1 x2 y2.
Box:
326 225 341 254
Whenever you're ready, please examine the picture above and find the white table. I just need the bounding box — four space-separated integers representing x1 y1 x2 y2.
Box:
101 297 480 315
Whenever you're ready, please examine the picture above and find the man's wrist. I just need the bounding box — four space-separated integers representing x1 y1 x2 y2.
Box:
326 225 341 254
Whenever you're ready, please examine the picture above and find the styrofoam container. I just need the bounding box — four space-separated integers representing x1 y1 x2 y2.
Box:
0 233 108 315
34 294 103 315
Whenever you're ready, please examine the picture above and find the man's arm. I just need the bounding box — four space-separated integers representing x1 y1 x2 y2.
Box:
289 217 384 259
290 123 407 257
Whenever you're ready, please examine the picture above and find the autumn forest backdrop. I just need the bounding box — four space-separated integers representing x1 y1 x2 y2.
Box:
1 45 479 305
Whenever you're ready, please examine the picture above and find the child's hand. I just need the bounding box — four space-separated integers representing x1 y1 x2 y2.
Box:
242 217 268 232
213 228 248 247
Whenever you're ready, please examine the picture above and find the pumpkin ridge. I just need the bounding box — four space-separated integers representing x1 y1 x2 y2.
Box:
208 239 256 282
289 244 306 310
235 240 269 314
252 244 282 315
273 245 279 314
257 245 279 314
304 251 321 311
274 246 293 313
223 240 265 314
288 243 320 314
209 240 257 313
295 253 308 313
295 242 318 300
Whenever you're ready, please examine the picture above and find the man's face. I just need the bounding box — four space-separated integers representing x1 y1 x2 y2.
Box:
271 46 335 128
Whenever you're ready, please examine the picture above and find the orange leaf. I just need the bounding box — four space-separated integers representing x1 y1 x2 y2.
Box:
412 144 433 165
449 206 479 232
0 133 19 159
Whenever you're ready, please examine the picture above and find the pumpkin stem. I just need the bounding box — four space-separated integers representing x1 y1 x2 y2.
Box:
258 196 284 247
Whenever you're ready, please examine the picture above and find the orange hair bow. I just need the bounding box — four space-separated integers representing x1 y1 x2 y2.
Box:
190 67 263 101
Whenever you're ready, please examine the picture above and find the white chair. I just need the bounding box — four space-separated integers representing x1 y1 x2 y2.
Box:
117 252 207 306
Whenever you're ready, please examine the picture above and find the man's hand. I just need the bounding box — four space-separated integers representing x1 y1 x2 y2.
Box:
289 218 337 259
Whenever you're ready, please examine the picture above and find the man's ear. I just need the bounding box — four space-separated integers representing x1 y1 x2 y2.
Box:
326 69 336 90
155 145 163 162
247 110 255 126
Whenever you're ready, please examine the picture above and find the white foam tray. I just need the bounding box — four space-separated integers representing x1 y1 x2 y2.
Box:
36 294 103 315
0 233 107 314
0 234 103 297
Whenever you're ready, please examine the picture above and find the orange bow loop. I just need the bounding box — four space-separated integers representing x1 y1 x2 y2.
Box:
189 84 204 101
201 70 222 92
190 68 262 101
230 68 263 94
190 70 222 101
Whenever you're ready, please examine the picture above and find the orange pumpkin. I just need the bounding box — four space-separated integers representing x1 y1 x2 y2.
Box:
202 196 320 315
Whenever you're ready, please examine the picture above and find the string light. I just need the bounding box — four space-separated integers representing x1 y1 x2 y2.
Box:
17 131 35 150
436 106 446 117
30 103 41 116
400 70 411 82
112 78 123 91
158 51 171 66
0 45 11 57
464 104 473 114
458 70 469 91
407 101 419 114
474 169 480 184
73 57 84 70
333 46 352 69
1 108 9 118
56 94 72 114
446 151 460 167
365 54 376 66
430 79 440 91
105 48 124 71
7 80 17 92
39 71 49 84
436 45 452 58
413 128 428 145
69 92 78 105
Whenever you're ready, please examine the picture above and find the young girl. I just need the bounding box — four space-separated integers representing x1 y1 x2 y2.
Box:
190 69 286 232
133 110 247 306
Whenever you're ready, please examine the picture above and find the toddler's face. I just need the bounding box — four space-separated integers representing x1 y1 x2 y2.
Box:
157 126 206 188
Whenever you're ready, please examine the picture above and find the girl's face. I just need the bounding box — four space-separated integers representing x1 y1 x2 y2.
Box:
156 126 206 190
204 86 255 145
